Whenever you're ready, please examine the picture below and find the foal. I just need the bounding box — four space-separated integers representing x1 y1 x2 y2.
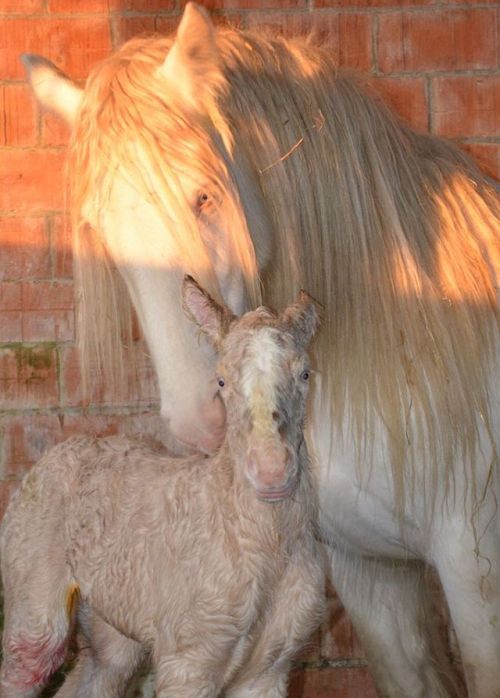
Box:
0 276 325 698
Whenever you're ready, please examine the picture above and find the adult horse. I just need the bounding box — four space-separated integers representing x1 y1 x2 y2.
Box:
23 4 499 696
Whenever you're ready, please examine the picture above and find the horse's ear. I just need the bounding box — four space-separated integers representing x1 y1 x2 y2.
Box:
20 54 82 125
281 291 322 348
182 275 233 347
158 2 223 113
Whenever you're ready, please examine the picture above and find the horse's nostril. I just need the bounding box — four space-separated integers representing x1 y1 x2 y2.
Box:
272 411 280 422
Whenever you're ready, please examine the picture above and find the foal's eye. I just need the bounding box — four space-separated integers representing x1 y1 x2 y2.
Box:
218 377 225 388
197 192 210 209
300 370 310 382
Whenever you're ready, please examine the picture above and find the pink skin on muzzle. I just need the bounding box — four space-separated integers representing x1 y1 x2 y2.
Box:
246 445 297 501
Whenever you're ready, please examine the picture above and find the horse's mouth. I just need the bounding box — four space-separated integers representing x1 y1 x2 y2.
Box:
256 478 298 502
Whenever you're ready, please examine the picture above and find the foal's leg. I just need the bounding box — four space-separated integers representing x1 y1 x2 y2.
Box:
154 654 220 698
329 547 463 698
55 611 144 698
153 628 237 698
0 556 74 697
432 514 500 698
226 551 325 698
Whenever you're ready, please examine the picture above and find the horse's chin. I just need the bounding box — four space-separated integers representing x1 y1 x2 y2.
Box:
166 395 227 455
173 423 225 456
255 477 298 503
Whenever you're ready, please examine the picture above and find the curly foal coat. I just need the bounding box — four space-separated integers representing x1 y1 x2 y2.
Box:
0 279 325 698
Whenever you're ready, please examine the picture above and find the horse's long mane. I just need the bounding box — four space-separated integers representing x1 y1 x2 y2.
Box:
71 27 499 509
70 33 260 397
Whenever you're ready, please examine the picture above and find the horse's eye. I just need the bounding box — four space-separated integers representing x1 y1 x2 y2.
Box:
197 192 209 209
218 377 225 388
300 370 310 382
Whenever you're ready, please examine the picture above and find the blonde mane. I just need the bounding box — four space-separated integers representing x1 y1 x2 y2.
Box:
71 28 499 508
70 34 260 396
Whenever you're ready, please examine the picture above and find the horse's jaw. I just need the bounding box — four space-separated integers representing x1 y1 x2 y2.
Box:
166 392 226 455
92 173 235 454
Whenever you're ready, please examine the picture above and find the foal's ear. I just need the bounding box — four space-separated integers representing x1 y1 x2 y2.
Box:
182 276 234 347
21 54 82 125
158 3 223 113
281 291 322 348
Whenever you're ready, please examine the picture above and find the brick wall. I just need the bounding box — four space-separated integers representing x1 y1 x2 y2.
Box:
0 1 497 696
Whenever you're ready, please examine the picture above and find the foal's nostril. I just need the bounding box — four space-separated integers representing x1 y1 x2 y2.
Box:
272 411 287 437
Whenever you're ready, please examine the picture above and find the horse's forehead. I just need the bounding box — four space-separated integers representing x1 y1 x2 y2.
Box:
224 324 295 391
245 327 284 372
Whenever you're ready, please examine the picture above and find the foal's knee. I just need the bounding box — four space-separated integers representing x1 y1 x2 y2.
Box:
1 630 68 694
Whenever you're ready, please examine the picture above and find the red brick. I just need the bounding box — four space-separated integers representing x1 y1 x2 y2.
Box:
0 0 43 12
112 16 158 45
0 414 63 478
19 280 75 341
0 85 37 147
0 217 50 280
48 0 121 11
373 76 427 131
21 280 74 311
377 10 497 73
114 13 243 42
0 282 22 310
150 11 245 37
442 0 498 4
247 13 372 70
60 344 98 407
0 149 66 212
21 309 74 342
498 8 500 69
120 0 176 9
60 342 158 408
289 667 377 698
246 12 317 37
181 0 306 7
52 215 73 278
338 13 372 71
2 17 111 81
0 480 20 521
0 345 59 409
315 0 434 5
0 312 22 342
431 75 500 138
460 142 500 181
210 14 245 29
41 112 72 147
0 283 23 341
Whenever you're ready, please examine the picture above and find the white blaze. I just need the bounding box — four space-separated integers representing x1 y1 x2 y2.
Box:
241 329 282 438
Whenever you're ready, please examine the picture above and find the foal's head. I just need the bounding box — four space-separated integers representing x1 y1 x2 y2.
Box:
183 276 320 501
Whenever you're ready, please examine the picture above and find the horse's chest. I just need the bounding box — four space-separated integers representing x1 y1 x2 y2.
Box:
312 426 423 559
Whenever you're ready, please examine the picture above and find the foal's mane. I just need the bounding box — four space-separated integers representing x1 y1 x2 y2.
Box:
71 27 499 509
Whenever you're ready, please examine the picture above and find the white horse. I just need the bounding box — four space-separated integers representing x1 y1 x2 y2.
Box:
22 3 499 696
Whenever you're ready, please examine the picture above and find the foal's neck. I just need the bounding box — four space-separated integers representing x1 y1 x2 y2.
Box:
211 435 312 543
